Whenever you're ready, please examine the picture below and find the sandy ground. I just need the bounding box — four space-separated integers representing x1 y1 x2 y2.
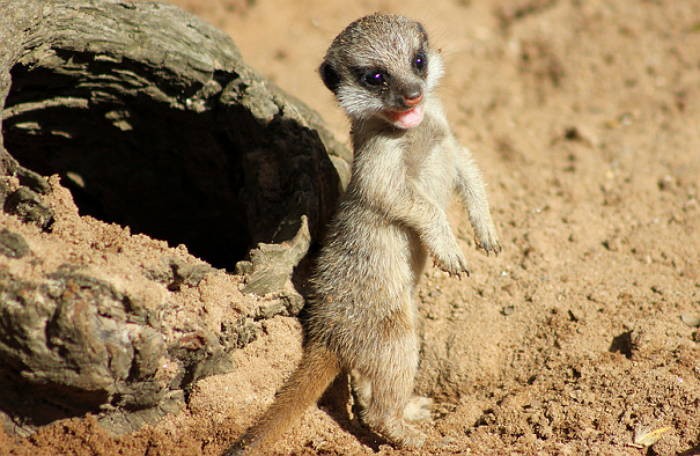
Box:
2 0 699 455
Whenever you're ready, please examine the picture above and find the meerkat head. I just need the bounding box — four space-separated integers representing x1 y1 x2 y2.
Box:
320 13 444 129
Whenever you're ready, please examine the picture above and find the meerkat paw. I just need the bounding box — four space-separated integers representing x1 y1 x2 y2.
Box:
434 251 470 277
383 422 427 448
475 222 501 255
404 396 433 422
398 427 427 448
365 414 427 448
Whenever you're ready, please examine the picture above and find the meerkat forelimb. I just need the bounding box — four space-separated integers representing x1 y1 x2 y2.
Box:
224 13 500 455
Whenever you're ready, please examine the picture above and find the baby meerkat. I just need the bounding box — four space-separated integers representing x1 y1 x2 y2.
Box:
225 13 500 454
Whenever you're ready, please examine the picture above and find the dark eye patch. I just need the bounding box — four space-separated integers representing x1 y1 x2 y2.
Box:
413 51 427 73
355 68 388 87
364 71 385 85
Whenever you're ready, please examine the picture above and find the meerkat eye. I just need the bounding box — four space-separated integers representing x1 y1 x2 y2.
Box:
362 70 386 86
413 52 427 72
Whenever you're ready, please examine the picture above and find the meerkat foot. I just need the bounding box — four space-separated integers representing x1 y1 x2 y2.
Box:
387 422 427 448
433 253 470 277
369 417 426 448
404 395 433 422
475 223 501 255
395 426 427 448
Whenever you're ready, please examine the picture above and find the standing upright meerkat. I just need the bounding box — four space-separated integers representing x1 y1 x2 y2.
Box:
225 13 500 455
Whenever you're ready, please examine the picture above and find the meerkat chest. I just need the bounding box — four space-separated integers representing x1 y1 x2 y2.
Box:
401 127 455 204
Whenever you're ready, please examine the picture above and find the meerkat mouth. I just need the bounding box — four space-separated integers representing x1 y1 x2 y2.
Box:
385 104 425 129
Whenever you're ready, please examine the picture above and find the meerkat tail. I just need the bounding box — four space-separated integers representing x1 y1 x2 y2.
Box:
225 344 341 455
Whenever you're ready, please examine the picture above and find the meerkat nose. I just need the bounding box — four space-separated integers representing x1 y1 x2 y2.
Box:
403 93 423 107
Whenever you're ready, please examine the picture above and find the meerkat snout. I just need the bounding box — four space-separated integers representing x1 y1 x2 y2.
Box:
403 91 423 106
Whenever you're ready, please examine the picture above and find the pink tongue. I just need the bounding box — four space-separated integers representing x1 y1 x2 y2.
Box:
391 104 424 129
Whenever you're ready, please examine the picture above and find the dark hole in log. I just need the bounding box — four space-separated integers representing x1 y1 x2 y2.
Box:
2 41 341 271
3 59 252 269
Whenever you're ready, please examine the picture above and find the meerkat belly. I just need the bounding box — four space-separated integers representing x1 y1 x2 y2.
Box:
307 205 423 356
313 207 420 305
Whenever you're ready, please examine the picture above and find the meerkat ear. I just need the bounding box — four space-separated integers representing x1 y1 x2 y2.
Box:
320 62 341 93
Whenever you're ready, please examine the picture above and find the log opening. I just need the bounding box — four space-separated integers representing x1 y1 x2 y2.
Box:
0 0 346 269
4 55 251 268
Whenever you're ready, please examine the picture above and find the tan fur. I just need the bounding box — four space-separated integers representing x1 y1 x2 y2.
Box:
224 13 500 455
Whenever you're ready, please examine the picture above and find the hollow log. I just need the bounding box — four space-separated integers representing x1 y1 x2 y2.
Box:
0 0 349 435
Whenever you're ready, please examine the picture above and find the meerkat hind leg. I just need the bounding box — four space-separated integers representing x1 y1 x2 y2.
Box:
358 338 426 447
351 372 431 423
362 372 426 447
352 371 431 425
